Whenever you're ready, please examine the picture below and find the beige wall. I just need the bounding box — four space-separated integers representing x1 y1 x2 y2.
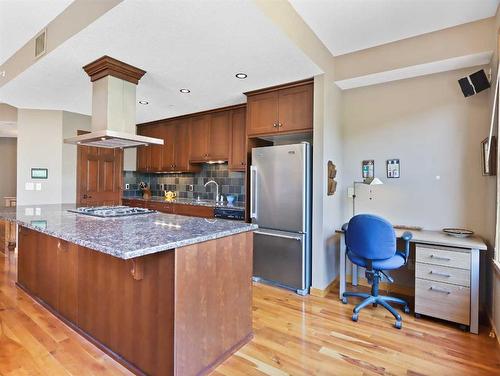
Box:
312 73 345 289
0 138 17 204
342 68 491 237
61 111 91 203
17 109 90 205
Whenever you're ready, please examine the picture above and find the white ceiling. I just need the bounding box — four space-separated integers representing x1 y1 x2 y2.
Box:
0 0 74 65
290 0 500 56
0 0 321 123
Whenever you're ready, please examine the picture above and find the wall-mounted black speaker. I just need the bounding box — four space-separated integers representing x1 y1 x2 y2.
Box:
458 69 490 97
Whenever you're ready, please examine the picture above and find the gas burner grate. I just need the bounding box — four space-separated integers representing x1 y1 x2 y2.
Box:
68 206 156 218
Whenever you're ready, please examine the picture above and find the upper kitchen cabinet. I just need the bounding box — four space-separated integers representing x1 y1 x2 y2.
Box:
188 114 210 162
173 118 200 173
209 111 230 160
245 79 313 137
229 107 247 171
137 124 163 172
188 110 230 163
161 122 176 171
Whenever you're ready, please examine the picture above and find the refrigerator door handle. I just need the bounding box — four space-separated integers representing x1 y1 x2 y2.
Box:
254 230 302 241
250 166 257 219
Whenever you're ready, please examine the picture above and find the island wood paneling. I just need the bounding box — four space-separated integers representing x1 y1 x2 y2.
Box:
77 248 175 376
15 226 253 376
174 231 253 376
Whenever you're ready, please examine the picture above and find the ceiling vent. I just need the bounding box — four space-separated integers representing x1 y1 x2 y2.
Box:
35 29 47 58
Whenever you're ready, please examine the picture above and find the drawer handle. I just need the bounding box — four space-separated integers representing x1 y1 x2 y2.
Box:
429 286 451 294
430 255 451 261
429 271 451 278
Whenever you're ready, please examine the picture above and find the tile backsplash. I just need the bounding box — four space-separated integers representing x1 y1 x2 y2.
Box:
123 163 245 202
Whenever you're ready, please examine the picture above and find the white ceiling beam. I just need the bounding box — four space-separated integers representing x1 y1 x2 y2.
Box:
334 17 495 82
335 51 493 90
252 0 334 74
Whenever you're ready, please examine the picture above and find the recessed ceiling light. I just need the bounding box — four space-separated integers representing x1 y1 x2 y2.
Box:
180 88 191 93
235 73 247 79
138 100 149 105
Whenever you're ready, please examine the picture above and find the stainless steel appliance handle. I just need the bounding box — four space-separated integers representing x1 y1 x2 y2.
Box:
250 166 257 219
254 230 302 241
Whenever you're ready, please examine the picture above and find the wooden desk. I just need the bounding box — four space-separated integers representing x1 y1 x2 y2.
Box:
338 228 487 334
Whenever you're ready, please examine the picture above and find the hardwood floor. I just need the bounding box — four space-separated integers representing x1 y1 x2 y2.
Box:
0 249 498 376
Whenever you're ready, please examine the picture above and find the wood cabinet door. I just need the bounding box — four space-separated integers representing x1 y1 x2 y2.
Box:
77 146 123 206
246 91 279 136
189 115 210 161
208 111 230 160
161 123 176 171
17 226 38 294
229 108 247 171
147 125 164 172
278 83 313 133
174 118 192 172
57 241 78 323
136 126 150 172
173 204 214 218
37 234 60 310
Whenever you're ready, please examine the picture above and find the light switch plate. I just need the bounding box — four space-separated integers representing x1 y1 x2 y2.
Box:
35 183 42 191
347 187 355 198
25 182 34 191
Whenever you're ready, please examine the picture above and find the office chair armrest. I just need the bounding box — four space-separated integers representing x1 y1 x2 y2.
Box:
341 223 349 232
401 231 413 262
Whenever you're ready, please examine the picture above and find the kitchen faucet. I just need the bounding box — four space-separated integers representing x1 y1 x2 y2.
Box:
204 180 220 203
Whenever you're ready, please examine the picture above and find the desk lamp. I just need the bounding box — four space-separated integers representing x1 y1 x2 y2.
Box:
352 177 383 217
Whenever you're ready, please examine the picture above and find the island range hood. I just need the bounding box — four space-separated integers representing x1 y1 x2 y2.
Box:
64 56 163 149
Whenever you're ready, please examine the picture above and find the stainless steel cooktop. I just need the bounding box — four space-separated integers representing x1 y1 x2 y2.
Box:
68 206 156 218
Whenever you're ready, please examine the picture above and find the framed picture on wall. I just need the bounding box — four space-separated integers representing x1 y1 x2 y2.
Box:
481 136 497 176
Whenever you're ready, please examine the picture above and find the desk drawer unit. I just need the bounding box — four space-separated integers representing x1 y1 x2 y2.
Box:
416 246 470 269
415 279 470 325
415 245 471 327
415 263 470 287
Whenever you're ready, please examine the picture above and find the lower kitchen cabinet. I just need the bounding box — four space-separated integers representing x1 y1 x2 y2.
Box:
174 204 214 218
122 199 215 218
17 228 79 323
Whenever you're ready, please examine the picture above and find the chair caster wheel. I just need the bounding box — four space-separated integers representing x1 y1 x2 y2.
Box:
373 303 378 307
394 321 402 329
342 297 348 304
404 305 410 314
352 313 359 322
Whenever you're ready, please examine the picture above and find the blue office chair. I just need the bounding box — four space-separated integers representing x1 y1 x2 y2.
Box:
342 214 412 329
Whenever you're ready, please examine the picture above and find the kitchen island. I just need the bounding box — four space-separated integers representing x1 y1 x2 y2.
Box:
0 204 257 376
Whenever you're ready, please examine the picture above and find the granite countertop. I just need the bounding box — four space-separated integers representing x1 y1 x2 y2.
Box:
123 196 245 210
0 204 257 260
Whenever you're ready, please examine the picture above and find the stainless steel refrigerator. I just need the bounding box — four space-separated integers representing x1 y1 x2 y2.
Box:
250 142 311 295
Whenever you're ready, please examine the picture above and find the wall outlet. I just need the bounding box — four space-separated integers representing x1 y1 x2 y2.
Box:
160 184 165 191
347 187 355 198
25 182 34 191
188 184 194 192
125 183 130 190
